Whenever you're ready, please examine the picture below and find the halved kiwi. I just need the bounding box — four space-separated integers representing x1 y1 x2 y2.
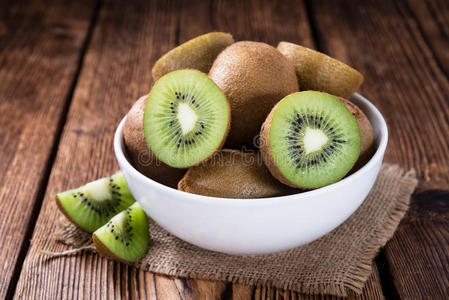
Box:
152 32 234 81
93 202 149 263
143 69 230 168
260 91 361 189
178 149 299 198
277 42 363 98
56 172 135 232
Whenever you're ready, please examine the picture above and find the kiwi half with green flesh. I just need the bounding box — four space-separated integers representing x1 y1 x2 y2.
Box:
178 149 299 198
144 69 230 168
277 42 363 98
209 41 299 148
152 32 234 81
93 202 149 263
124 95 186 188
260 91 361 189
56 173 135 232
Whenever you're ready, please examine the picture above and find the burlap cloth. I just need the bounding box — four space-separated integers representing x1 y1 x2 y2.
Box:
50 164 417 297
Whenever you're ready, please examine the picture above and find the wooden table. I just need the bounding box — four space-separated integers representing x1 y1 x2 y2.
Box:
1 0 448 299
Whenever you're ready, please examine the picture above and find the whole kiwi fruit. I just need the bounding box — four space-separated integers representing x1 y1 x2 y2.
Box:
277 42 363 98
209 41 299 148
178 149 299 198
123 95 185 188
152 32 234 81
338 97 375 169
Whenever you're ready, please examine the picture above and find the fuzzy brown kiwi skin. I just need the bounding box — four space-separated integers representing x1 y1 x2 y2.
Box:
337 97 376 171
260 103 301 189
92 232 133 264
123 95 186 188
277 42 363 98
209 41 299 149
178 149 299 198
152 32 234 81
55 196 93 233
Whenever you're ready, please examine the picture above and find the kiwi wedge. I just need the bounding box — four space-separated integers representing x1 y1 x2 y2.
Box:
277 42 363 98
124 95 186 188
56 173 135 232
209 41 299 148
260 91 361 189
178 149 299 198
152 32 234 81
93 202 149 263
144 69 230 168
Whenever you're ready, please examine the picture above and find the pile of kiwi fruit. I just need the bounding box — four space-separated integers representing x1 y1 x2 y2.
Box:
55 32 375 262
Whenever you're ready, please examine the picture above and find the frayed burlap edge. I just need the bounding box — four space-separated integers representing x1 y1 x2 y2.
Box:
43 164 418 297
341 165 417 295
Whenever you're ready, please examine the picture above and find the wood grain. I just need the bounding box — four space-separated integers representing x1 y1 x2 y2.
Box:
307 0 449 299
0 0 96 298
230 264 384 300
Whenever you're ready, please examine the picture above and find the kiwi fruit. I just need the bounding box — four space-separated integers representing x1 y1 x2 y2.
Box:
178 149 299 198
56 172 136 232
260 91 361 189
124 95 186 188
143 69 230 168
337 97 375 165
209 41 299 148
152 32 234 81
93 202 149 263
277 42 363 98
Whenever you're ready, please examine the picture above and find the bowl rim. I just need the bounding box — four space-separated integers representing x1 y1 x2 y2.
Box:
114 93 388 204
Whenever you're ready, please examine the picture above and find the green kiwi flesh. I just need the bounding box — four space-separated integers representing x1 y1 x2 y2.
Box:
178 149 299 198
144 70 230 168
56 172 135 232
261 91 361 189
152 32 234 81
92 202 149 263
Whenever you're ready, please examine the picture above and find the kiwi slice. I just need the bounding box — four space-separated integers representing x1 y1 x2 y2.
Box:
93 202 149 263
143 69 230 168
56 173 135 232
124 95 186 188
277 42 364 98
209 41 299 148
178 149 299 198
152 32 234 81
260 91 361 189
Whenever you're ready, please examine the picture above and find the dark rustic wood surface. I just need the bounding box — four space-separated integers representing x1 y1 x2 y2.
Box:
0 0 447 299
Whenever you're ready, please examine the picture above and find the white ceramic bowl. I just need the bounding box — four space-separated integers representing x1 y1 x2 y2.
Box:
114 93 388 255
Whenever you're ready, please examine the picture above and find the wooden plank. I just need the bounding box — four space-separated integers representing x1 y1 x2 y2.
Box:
0 0 96 298
403 0 449 76
13 0 182 299
307 0 449 298
14 0 385 299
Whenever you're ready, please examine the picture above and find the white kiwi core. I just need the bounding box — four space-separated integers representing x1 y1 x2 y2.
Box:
303 127 328 154
83 178 110 201
177 102 198 135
